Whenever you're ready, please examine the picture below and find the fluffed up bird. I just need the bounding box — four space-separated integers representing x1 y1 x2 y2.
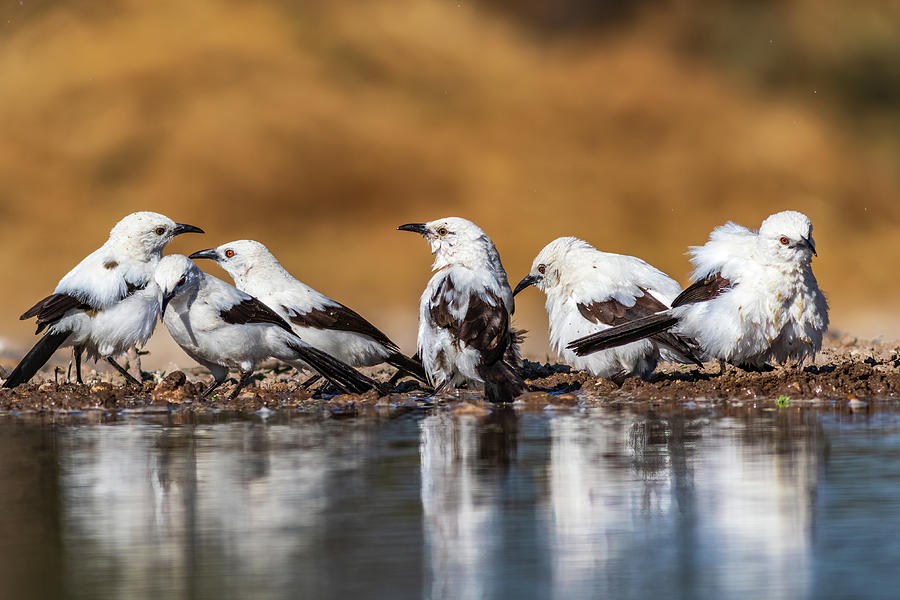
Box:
154 254 380 398
568 211 829 370
398 217 525 403
513 237 702 384
188 240 427 386
3 212 204 388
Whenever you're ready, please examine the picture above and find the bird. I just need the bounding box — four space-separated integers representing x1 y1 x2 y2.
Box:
513 237 702 384
398 217 525 403
567 211 829 370
154 254 380 398
3 212 204 388
187 240 427 387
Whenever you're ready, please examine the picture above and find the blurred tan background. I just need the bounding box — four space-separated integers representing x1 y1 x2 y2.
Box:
1 0 899 369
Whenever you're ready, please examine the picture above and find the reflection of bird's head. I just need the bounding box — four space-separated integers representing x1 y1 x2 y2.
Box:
155 254 201 315
399 216 502 271
110 211 204 259
759 210 817 262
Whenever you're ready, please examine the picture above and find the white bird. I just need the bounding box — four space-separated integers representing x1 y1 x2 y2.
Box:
513 237 702 384
3 212 204 388
398 217 525 403
568 211 829 370
154 254 379 398
188 240 427 386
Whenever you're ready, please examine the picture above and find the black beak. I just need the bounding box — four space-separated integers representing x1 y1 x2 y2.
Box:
397 223 429 235
161 290 175 316
189 249 218 261
513 274 540 297
173 223 204 236
805 237 817 256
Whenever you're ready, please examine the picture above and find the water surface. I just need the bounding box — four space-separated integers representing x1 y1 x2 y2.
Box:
1 403 899 599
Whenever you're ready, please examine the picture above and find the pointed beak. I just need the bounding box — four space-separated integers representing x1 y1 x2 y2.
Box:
513 274 540 297
397 223 429 235
160 289 175 316
805 236 817 256
173 223 204 236
189 248 218 261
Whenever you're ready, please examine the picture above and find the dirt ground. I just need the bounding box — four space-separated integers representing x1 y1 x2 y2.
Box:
1 334 898 416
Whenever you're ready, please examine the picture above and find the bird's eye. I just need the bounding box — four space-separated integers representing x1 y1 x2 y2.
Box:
155 227 166 236
177 276 186 287
225 249 235 258
538 265 546 274
780 236 789 246
437 227 448 236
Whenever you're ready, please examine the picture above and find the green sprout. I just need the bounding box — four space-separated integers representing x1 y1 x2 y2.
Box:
777 394 790 408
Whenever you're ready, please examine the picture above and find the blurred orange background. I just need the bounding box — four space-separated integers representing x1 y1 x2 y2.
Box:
1 0 898 368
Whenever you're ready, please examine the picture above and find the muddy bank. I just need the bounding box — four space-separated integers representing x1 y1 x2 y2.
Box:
0 337 898 416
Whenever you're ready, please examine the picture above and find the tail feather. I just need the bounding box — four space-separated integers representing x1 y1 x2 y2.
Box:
480 361 526 404
652 332 704 367
3 330 71 388
567 312 678 357
385 352 428 384
288 341 382 395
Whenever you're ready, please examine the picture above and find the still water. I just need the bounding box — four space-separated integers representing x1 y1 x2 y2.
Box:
2 403 899 600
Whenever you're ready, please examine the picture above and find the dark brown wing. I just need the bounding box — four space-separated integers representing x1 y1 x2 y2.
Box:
284 303 399 351
577 288 669 327
430 278 512 365
20 294 93 334
672 273 733 308
220 297 294 334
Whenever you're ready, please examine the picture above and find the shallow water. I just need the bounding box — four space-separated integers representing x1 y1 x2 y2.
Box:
2 403 900 599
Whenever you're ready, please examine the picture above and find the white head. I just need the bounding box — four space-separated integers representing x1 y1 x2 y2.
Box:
108 211 204 260
513 237 592 296
758 210 817 263
398 217 503 271
189 240 282 286
155 254 203 315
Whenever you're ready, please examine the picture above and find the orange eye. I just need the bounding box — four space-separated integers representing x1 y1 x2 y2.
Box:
538 265 546 274
779 236 789 245
155 227 166 235
177 276 186 287
437 227 448 236
225 249 235 258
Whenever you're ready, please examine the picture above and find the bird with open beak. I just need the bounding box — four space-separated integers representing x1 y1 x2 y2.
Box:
398 217 525 403
513 236 702 385
568 210 829 370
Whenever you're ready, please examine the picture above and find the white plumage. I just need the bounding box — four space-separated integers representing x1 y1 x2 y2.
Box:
399 217 524 402
569 211 829 369
154 254 377 397
514 237 700 382
3 212 204 387
188 240 426 383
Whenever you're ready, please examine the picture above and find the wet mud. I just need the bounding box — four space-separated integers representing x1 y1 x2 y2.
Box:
1 336 898 417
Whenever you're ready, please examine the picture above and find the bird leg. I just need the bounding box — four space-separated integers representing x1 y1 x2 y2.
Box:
609 370 629 387
69 346 84 384
107 357 141 385
717 359 727 376
201 378 225 399
229 370 255 399
300 374 322 390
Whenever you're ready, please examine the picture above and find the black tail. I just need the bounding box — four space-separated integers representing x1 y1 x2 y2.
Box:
651 332 705 367
480 361 527 404
288 341 383 395
385 352 429 384
3 330 70 388
567 312 679 357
